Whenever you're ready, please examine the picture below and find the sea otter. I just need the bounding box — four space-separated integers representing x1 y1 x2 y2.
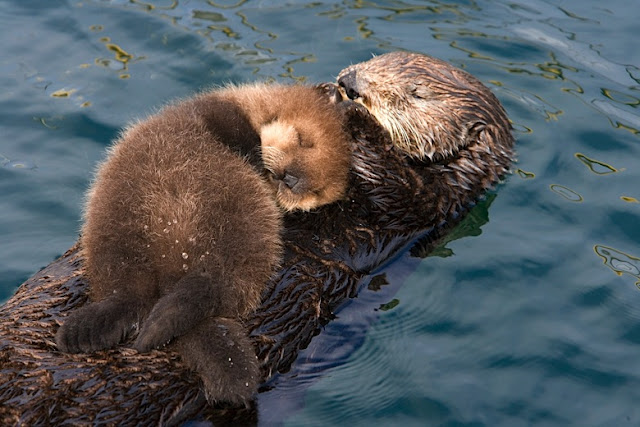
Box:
336 51 513 163
0 52 515 423
54 83 351 405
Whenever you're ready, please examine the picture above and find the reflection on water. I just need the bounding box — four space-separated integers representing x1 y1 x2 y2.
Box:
516 168 535 179
549 184 583 202
595 245 640 288
574 153 619 175
591 99 640 134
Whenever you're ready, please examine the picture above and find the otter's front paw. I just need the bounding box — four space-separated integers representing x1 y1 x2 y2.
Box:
56 299 139 353
315 82 344 104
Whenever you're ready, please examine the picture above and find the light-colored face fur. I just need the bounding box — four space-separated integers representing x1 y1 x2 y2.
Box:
260 119 349 212
337 51 510 161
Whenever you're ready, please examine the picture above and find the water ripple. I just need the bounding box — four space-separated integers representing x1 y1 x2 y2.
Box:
594 245 640 287
511 26 634 88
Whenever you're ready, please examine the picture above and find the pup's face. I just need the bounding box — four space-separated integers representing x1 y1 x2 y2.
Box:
260 120 349 212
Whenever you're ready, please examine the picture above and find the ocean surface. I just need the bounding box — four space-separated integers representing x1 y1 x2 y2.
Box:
2 0 639 425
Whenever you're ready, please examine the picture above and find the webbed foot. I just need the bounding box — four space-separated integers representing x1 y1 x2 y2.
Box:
134 271 220 352
174 317 260 407
56 297 145 353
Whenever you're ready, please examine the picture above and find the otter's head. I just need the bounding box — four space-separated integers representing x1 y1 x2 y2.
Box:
337 51 512 161
260 118 350 212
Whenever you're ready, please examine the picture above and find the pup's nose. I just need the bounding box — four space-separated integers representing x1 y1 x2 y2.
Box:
282 172 299 190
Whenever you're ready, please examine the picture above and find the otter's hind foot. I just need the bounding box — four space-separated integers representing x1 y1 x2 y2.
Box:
174 317 260 407
134 271 222 353
56 297 145 353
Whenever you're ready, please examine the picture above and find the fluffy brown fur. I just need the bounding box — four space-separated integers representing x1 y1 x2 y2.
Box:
218 84 351 211
1 52 515 424
54 83 351 405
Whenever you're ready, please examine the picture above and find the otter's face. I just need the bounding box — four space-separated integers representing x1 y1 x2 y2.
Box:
337 52 510 161
260 120 349 212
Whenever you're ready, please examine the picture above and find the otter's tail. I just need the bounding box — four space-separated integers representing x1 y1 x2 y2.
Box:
172 316 260 407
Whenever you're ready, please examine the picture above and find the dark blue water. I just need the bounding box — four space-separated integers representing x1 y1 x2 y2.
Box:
2 0 639 425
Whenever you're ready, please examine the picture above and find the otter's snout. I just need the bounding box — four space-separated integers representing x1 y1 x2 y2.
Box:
270 170 300 191
338 71 360 100
281 172 300 190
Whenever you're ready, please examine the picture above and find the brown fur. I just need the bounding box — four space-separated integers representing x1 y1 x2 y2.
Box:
217 84 351 211
54 83 350 405
338 51 513 162
1 53 515 423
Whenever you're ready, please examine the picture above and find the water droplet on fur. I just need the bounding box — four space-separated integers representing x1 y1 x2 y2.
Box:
188 237 196 243
167 221 172 226
228 357 232 362
161 254 166 258
172 219 177 224
163 228 169 233
175 240 179 244
143 225 149 230
182 264 188 271
245 382 249 387
182 252 188 259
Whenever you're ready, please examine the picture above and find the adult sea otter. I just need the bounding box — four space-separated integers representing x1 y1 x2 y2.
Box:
0 52 515 424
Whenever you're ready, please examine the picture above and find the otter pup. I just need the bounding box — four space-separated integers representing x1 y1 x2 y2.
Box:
2 52 515 423
54 83 351 405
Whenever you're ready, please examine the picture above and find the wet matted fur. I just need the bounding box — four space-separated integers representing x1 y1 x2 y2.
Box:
0 52 515 424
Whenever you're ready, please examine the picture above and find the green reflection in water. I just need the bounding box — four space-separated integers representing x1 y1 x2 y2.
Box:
575 153 619 175
602 88 640 107
613 122 640 135
354 16 373 39
378 299 400 312
594 245 640 288
207 0 248 9
50 89 74 98
500 52 578 83
411 193 496 259
207 25 239 39
131 0 178 11
592 99 640 134
106 43 133 64
621 196 639 203
550 184 583 202
445 40 493 60
192 10 227 23
33 116 62 129
516 169 535 179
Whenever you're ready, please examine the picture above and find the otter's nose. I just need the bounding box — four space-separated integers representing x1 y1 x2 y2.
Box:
281 172 299 190
338 71 360 100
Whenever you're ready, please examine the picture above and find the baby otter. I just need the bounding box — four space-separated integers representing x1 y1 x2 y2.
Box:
337 51 513 162
54 83 351 405
2 52 515 423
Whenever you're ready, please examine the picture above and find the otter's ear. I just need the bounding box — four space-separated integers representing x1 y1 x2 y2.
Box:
467 121 486 141
408 83 432 100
